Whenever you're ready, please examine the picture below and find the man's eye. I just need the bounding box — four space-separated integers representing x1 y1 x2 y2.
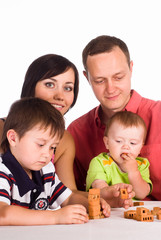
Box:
94 80 104 84
115 75 124 81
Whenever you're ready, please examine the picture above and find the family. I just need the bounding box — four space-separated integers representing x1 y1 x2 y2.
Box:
0 35 161 225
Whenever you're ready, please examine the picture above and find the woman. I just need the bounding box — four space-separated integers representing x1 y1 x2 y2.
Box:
0 54 79 190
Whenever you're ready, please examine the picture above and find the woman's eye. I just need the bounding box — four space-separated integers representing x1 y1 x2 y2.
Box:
64 86 73 91
45 82 54 88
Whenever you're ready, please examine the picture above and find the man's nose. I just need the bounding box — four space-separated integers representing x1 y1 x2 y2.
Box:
105 79 115 93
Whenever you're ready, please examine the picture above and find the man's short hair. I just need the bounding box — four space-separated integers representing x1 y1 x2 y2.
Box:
82 35 131 71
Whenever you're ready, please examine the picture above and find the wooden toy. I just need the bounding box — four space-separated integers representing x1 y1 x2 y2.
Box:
133 201 144 206
151 207 161 215
88 188 104 219
124 210 137 219
156 210 161 220
135 207 153 222
120 188 128 199
124 207 154 222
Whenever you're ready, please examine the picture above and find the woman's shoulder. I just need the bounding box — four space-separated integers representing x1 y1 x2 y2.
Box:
0 118 5 153
59 130 75 146
54 130 75 163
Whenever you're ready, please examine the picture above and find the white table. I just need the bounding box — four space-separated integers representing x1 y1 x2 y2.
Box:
1 201 161 240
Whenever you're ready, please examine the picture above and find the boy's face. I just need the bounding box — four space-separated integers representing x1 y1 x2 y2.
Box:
103 121 145 165
8 124 60 177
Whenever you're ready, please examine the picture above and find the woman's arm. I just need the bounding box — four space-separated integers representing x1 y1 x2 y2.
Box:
54 130 77 190
0 119 5 153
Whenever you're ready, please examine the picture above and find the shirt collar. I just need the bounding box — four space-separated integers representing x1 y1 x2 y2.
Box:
95 105 106 128
123 90 142 113
2 149 43 197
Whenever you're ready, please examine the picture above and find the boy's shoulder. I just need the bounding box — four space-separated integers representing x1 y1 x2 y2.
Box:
0 156 12 174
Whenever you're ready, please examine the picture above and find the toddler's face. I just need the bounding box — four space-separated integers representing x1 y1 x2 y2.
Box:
103 121 145 164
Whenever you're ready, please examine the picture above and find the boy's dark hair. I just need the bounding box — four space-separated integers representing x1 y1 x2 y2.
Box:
82 35 131 71
104 111 147 142
21 54 79 110
1 97 65 152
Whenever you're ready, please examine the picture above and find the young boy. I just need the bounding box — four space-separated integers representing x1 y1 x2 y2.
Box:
86 111 152 200
0 98 110 225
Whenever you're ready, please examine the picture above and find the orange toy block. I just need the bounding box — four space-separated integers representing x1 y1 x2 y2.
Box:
124 210 136 219
135 207 153 222
88 188 104 219
133 201 144 206
151 207 161 215
156 212 161 220
120 188 128 199
135 213 154 222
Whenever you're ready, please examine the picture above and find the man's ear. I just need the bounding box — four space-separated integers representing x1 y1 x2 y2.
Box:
103 136 109 150
83 70 88 81
130 60 133 73
7 129 19 147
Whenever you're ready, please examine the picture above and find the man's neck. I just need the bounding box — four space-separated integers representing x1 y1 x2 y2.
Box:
99 91 132 125
98 106 116 125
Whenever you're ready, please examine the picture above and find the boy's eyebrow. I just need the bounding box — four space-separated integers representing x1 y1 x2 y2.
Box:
36 137 60 144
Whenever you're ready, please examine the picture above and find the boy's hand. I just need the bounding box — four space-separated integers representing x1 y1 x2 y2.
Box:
100 183 135 209
54 204 88 224
100 198 111 217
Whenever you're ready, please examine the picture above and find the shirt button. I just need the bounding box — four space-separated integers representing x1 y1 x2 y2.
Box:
33 189 37 193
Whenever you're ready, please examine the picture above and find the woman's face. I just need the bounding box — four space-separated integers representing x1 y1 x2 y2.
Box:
35 68 75 115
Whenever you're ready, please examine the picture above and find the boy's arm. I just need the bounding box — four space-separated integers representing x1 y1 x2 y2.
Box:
0 201 88 225
0 201 58 225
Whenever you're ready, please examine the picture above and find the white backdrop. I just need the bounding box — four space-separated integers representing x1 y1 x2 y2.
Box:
0 0 161 127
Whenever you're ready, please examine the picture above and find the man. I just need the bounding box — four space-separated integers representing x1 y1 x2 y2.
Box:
68 35 161 200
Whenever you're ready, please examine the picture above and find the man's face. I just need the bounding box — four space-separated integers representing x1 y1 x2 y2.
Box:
84 47 133 118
